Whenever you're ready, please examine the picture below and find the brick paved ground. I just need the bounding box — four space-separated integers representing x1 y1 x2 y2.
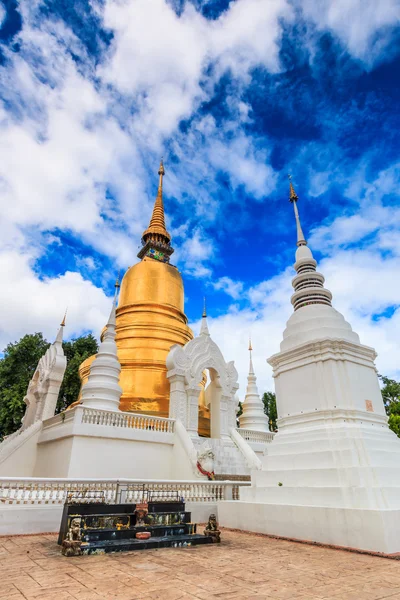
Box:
1 530 400 600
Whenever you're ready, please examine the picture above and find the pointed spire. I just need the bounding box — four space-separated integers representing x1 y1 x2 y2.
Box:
200 301 210 336
248 336 254 375
114 271 120 303
55 313 65 346
288 175 307 247
239 341 269 433
287 176 333 312
60 308 67 327
137 159 174 262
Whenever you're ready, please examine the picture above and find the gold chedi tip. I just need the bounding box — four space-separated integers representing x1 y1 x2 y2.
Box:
137 159 174 263
248 336 253 352
142 158 170 241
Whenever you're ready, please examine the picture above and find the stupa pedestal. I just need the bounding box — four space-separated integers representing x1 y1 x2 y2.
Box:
219 322 400 554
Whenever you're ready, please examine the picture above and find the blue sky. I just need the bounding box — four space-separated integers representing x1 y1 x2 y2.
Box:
0 0 399 393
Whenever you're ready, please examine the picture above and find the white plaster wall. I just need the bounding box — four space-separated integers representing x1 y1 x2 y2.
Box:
218 501 400 555
276 357 385 421
0 426 42 477
0 505 63 535
34 437 73 478
35 435 173 479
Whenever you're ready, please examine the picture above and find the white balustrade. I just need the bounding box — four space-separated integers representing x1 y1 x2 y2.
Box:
81 408 175 433
237 428 275 444
0 477 249 505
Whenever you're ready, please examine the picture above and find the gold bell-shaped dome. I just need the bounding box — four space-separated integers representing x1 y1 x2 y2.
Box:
79 160 196 420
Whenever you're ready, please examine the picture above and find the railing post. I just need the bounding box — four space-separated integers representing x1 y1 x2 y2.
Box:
224 483 234 501
114 481 120 503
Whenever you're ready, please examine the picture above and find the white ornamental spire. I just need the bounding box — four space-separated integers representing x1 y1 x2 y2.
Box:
54 309 67 346
200 296 210 336
239 339 269 433
288 177 332 312
81 287 122 412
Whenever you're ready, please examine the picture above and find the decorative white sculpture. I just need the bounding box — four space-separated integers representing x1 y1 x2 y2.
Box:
239 340 269 433
21 319 67 429
196 442 215 478
81 297 122 412
219 179 400 555
167 308 239 438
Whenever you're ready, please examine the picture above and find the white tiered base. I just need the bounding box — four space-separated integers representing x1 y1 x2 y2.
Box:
219 413 400 554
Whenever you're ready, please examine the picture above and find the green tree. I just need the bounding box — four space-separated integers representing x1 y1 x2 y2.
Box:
262 391 278 431
0 332 98 439
57 334 98 412
379 375 400 438
379 375 400 414
0 333 50 439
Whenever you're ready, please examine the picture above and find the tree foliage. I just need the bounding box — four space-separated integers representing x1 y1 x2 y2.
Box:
0 332 98 439
262 391 278 431
379 375 400 438
0 333 49 439
57 334 98 413
379 375 400 412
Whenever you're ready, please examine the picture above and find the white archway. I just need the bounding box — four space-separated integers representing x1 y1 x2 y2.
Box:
166 316 239 438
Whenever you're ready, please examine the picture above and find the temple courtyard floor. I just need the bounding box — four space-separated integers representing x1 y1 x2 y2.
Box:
1 530 400 600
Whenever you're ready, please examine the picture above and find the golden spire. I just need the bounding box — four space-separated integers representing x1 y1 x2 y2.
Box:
60 309 67 327
138 159 174 262
142 159 170 241
248 336 252 352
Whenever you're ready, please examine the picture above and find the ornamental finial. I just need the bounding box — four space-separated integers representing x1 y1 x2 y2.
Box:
288 174 298 203
248 336 252 352
288 175 306 247
158 157 165 188
60 308 67 327
202 296 207 318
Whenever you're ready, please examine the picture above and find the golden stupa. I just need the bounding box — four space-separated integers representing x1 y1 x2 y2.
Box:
79 160 211 436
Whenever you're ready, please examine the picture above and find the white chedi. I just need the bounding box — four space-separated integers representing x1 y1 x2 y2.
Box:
239 342 269 433
81 298 122 411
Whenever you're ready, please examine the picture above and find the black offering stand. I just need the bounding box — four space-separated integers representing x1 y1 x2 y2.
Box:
58 489 212 554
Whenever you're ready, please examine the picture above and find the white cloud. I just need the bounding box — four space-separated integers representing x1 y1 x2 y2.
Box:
212 276 244 300
299 0 400 64
0 250 110 350
174 228 214 278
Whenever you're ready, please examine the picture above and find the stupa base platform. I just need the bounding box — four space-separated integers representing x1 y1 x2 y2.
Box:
218 500 400 555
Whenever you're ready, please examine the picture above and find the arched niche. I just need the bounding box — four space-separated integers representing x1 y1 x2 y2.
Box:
166 327 239 439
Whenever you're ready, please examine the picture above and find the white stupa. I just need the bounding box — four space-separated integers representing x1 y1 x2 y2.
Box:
219 178 400 555
239 340 269 433
81 292 122 412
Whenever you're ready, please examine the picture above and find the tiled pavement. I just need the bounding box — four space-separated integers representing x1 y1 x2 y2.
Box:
1 530 400 600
